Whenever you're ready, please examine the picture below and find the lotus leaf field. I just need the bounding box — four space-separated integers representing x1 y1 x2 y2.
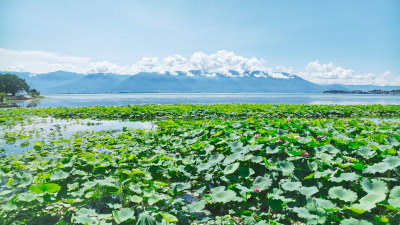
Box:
1 104 400 225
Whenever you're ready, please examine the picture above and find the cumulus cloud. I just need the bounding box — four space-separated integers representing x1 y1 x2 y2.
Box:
0 48 398 85
298 60 400 85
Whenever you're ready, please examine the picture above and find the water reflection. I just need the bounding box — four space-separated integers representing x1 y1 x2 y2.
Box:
0 117 156 155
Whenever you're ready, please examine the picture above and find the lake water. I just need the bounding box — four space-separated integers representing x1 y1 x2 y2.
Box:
0 117 155 155
2 93 400 108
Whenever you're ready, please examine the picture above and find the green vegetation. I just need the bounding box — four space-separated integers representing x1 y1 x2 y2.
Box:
1 104 400 122
0 73 41 101
0 73 30 96
0 104 399 224
0 92 5 102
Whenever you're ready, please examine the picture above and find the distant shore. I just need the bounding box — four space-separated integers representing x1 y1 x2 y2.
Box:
324 89 400 95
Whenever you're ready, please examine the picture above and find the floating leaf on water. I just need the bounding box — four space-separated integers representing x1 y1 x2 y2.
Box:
278 161 295 175
160 212 178 223
388 186 400 208
339 218 373 225
292 207 317 219
114 208 135 223
136 211 156 225
363 162 392 174
298 186 318 197
330 172 359 182
281 181 302 191
360 178 388 194
382 156 400 167
50 170 69 180
30 183 61 194
314 198 338 212
224 162 240 175
186 200 206 212
328 186 357 202
210 188 237 203
251 176 272 191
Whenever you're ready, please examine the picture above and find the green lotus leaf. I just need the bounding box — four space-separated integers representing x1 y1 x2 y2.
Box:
339 218 373 225
314 199 338 211
68 182 79 191
3 202 17 211
148 194 164 205
96 178 116 187
224 162 240 175
29 183 61 194
279 161 295 175
314 169 333 178
204 144 215 154
115 208 135 223
74 215 96 225
197 162 212 172
211 189 237 203
382 156 400 167
160 212 178 223
357 146 375 158
298 137 312 144
50 170 69 180
229 142 250 154
136 211 156 225
251 176 272 191
76 208 96 216
292 207 317 219
298 186 319 196
359 193 386 205
388 186 400 208
350 203 375 214
242 215 257 225
208 154 224 164
281 181 302 191
129 184 142 194
143 187 155 197
223 153 242 165
239 166 254 178
129 195 143 203
386 137 400 146
74 208 96 225
330 172 359 182
182 157 195 165
82 181 97 189
328 186 357 202
360 178 388 194
172 182 191 192
17 192 37 202
363 162 392 174
254 221 269 225
186 200 206 212
265 146 280 154
320 145 340 154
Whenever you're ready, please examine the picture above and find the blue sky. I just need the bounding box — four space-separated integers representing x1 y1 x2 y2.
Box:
0 0 399 85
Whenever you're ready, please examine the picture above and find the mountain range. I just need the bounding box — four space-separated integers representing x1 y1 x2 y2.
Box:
2 70 399 94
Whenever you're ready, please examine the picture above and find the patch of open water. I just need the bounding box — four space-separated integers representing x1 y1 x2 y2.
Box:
0 117 156 155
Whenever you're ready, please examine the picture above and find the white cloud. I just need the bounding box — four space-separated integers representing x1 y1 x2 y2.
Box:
0 48 90 73
298 60 400 85
0 48 398 85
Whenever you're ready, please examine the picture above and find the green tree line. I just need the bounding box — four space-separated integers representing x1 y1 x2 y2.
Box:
0 73 40 101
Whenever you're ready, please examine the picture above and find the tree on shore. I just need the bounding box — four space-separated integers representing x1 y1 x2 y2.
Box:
0 73 30 96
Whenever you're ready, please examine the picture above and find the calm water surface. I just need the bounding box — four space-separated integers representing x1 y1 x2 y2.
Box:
0 117 155 155
3 93 400 108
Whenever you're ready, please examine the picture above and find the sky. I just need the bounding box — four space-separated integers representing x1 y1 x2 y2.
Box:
0 0 399 85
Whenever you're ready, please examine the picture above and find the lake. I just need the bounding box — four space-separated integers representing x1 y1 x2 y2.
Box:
2 93 400 108
0 117 156 155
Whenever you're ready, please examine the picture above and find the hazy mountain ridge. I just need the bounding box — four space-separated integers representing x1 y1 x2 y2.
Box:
2 71 399 94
